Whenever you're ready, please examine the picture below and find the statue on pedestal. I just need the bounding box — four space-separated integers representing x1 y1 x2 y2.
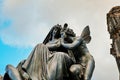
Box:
3 23 95 80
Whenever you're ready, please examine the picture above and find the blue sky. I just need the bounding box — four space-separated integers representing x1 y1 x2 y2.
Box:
0 6 32 74
0 0 120 79
0 39 32 75
0 0 32 75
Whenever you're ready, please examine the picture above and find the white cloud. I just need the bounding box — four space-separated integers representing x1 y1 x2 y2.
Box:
0 0 120 79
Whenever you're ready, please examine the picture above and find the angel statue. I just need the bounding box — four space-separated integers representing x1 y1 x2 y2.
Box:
60 25 95 80
3 23 95 80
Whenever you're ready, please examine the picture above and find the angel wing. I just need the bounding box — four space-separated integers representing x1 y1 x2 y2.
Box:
80 26 91 44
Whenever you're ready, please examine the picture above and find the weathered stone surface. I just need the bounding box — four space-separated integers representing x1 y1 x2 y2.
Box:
2 24 95 80
107 6 120 80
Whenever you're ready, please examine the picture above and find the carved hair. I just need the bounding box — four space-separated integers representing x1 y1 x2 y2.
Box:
65 28 76 37
61 23 76 37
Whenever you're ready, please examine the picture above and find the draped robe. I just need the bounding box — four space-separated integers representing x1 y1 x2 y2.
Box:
21 43 74 80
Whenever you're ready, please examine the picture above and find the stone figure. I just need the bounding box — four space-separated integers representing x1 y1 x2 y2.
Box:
107 6 120 80
3 24 73 80
60 25 95 80
3 23 95 80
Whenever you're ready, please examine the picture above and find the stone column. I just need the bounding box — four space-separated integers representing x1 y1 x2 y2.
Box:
107 6 120 80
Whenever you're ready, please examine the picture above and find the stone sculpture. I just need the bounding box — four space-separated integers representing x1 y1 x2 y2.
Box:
3 23 95 80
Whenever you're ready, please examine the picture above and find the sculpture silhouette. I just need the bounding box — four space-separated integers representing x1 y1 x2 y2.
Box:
3 24 95 80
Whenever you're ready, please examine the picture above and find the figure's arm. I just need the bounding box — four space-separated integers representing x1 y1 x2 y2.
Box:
46 39 60 50
61 26 91 49
61 37 83 49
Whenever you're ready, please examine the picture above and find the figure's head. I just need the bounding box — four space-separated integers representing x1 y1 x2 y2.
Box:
43 24 62 44
52 24 62 39
65 28 76 37
61 26 76 43
61 23 76 37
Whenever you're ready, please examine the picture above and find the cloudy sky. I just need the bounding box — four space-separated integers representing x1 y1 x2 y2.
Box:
0 0 120 80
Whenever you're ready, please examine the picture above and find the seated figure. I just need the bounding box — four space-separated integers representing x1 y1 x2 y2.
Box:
3 24 95 80
3 24 74 80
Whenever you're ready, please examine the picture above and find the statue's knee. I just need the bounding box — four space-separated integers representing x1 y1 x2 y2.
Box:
5 65 22 80
5 64 19 75
6 64 15 72
70 64 82 75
